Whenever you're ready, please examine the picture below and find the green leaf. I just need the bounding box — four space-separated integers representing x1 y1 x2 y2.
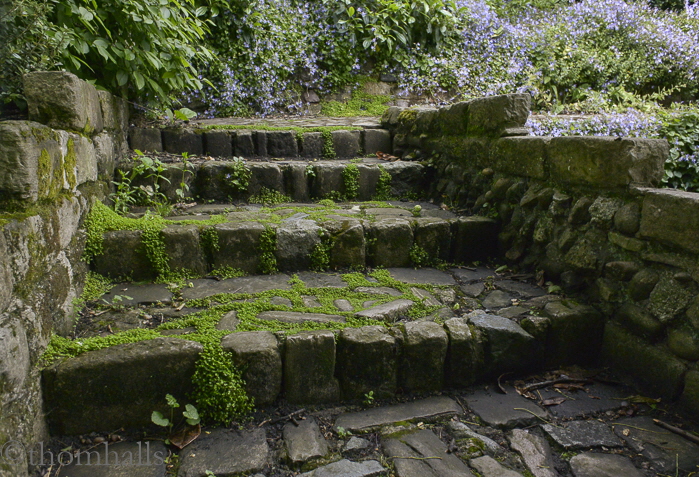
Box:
347 6 355 16
133 71 145 90
175 107 197 120
151 411 170 427
166 393 180 408
183 404 200 425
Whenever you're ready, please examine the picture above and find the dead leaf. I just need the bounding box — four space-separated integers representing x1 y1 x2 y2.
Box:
542 397 566 407
622 428 630 436
376 151 399 161
169 424 201 449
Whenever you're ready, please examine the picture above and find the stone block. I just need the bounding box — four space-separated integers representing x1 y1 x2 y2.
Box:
93 230 155 281
433 101 469 136
382 161 427 197
542 301 604 367
212 222 266 273
0 121 62 202
363 129 392 154
43 337 203 434
337 326 398 399
680 370 699 418
667 326 699 361
276 219 322 271
24 71 103 134
255 131 268 156
221 331 282 406
355 299 414 322
62 131 98 187
444 318 483 387
193 161 251 202
266 130 298 157
548 137 668 188
313 163 344 198
178 428 269 477
323 218 366 269
284 330 341 403
93 132 116 180
381 106 405 129
570 453 643 477
366 218 413 268
331 130 361 157
248 162 284 197
301 132 324 158
0 235 13 314
234 130 255 157
450 216 499 264
491 137 549 180
283 417 328 464
357 164 380 200
398 321 448 393
161 225 206 276
204 130 233 157
128 127 162 152
467 94 530 137
97 90 120 132
413 217 451 262
162 128 203 155
639 188 699 254
283 163 311 202
616 302 664 341
601 322 686 400
470 314 537 377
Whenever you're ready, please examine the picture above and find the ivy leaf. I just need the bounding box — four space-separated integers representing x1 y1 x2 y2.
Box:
151 411 170 427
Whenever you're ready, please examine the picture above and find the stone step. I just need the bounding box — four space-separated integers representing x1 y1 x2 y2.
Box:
116 157 426 204
91 201 499 281
128 123 392 160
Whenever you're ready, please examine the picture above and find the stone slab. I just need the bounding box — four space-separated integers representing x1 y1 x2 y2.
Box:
58 441 167 477
469 456 523 477
182 274 291 300
355 287 403 296
257 311 345 323
355 299 414 322
334 396 461 432
613 416 699 473
536 382 629 419
447 422 504 455
507 429 557 477
297 272 347 288
299 459 385 477
466 386 548 430
450 267 496 284
177 428 269 477
569 452 644 477
383 429 474 477
221 331 281 406
639 187 699 254
283 417 329 464
541 421 622 450
387 268 456 286
102 283 172 306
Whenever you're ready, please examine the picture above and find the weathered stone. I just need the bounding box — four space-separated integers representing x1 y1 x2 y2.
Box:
101 283 171 306
388 267 455 286
616 302 664 341
542 301 604 366
667 326 699 360
212 221 265 274
366 218 413 267
466 386 548 429
604 261 640 281
570 453 643 477
59 441 167 477
397 321 448 393
467 94 530 137
276 219 322 271
284 330 340 404
410 288 440 307
491 137 548 179
248 162 284 196
614 201 641 235
482 290 514 309
364 129 392 155
283 417 328 464
355 299 414 322
680 370 699 417
93 230 155 280
216 311 239 331
383 429 475 477
299 459 385 477
93 132 116 179
129 127 163 152
412 218 452 263
257 311 345 323
337 326 398 399
24 71 103 134
221 331 281 406
178 428 269 477
267 130 299 157
508 429 557 477
161 224 206 276
162 128 203 155
204 130 233 157
335 396 461 432
564 231 603 271
301 132 324 158
332 130 361 157
234 130 255 156
323 217 365 269
614 416 699 473
313 162 343 197
628 269 659 301
343 436 371 453
450 216 499 263
296 271 347 288
470 456 523 477
469 314 537 376
448 422 505 455
601 322 686 399
608 231 646 252
648 275 694 323
640 188 699 254
0 121 64 203
43 338 202 434
461 282 485 298
548 137 667 188
541 421 621 450
445 318 483 387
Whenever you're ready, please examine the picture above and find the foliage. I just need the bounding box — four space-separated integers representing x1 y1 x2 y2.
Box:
320 91 391 117
659 108 699 190
342 164 360 200
111 151 171 214
151 394 200 437
224 157 251 194
258 225 278 274
373 166 393 200
249 187 291 206
409 243 431 267
73 271 113 312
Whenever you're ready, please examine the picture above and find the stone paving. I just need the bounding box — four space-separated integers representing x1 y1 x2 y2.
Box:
48 267 699 477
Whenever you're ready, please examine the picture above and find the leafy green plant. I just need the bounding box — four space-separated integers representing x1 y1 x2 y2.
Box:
152 394 200 440
342 164 360 200
660 109 699 191
409 243 430 268
373 166 393 200
249 187 291 206
111 151 171 214
363 390 375 407
224 157 251 194
175 152 194 202
411 205 422 217
258 226 278 274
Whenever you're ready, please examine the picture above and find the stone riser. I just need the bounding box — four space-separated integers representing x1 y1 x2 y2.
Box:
43 307 603 435
92 214 498 280
128 127 393 159
119 159 427 203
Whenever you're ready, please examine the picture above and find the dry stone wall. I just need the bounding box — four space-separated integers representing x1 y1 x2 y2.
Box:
384 95 698 416
0 72 126 477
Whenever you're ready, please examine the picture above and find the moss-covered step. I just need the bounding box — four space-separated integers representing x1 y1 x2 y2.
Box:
116 157 427 204
85 201 498 281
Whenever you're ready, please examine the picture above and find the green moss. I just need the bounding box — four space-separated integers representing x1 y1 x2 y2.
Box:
373 166 393 200
37 149 52 198
320 91 391 117
64 138 78 190
342 164 360 200
258 225 278 274
321 130 335 159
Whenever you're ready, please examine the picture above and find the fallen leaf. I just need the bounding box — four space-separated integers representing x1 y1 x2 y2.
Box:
169 424 201 449
542 397 566 406
622 428 630 436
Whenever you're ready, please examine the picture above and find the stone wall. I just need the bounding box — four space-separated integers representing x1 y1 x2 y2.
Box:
383 95 699 416
0 72 126 477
